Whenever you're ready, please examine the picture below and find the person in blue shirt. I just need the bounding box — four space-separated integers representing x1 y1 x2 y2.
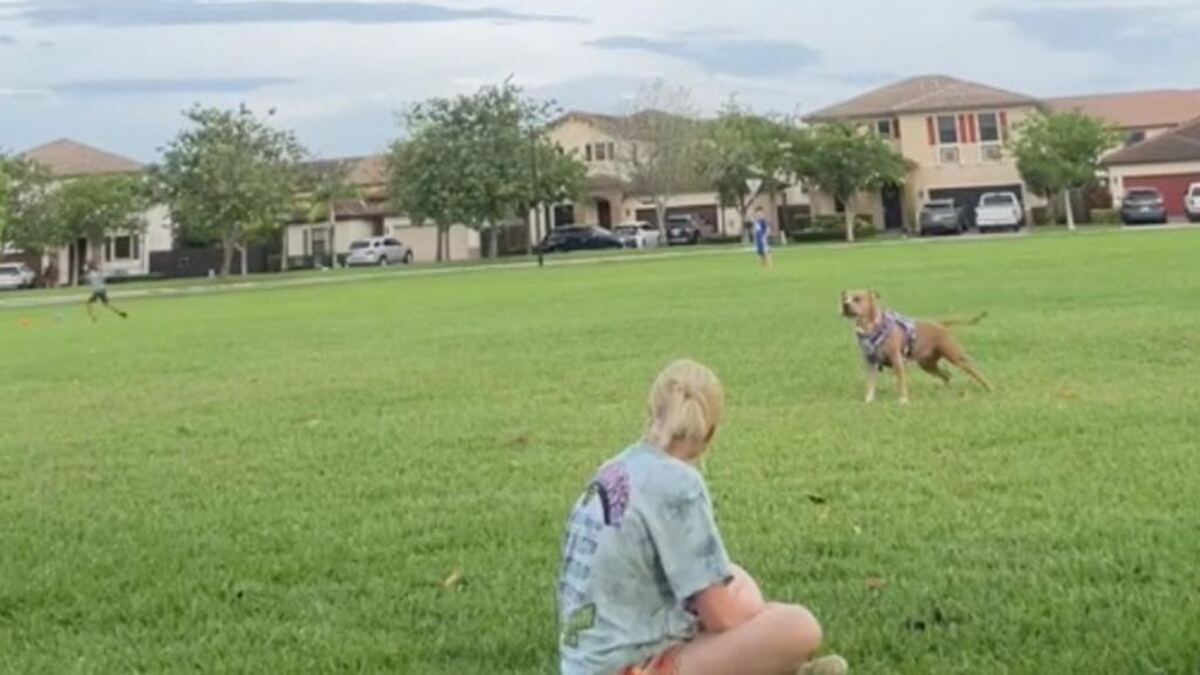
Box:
557 360 846 675
753 208 773 270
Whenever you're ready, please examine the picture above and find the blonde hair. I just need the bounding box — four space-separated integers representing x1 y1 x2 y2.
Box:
645 359 724 450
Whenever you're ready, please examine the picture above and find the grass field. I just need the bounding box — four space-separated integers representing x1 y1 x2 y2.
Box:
3 230 1200 674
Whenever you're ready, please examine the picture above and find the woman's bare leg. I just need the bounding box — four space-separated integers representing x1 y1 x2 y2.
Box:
677 603 822 675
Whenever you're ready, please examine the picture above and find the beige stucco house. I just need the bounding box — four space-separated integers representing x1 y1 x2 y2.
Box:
1103 117 1200 220
283 155 480 264
1047 88 1200 150
805 75 1047 230
17 139 173 286
544 111 805 239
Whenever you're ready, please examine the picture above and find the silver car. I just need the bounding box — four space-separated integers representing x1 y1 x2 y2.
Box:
346 237 414 267
0 263 36 290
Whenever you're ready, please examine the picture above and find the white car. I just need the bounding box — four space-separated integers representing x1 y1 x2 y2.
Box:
0 263 36 290
1186 183 1200 223
346 237 413 267
612 221 662 249
974 192 1024 232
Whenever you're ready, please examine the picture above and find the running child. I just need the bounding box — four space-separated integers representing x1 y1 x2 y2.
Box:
85 260 128 322
753 208 773 270
557 360 846 675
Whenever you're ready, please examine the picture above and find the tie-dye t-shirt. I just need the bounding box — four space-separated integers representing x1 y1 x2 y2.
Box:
557 443 732 675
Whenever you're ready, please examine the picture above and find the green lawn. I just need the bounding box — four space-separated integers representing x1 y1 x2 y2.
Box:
2 230 1199 674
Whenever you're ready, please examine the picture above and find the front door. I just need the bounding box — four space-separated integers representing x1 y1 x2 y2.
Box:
596 198 612 228
882 185 904 230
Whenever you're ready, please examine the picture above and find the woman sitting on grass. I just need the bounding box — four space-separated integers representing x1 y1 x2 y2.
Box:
556 359 846 675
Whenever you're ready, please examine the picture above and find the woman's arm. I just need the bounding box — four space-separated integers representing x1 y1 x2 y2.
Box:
691 564 767 633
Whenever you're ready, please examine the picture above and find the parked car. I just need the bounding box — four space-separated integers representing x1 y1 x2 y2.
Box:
0 263 36 290
537 226 625 253
1119 188 1168 225
1185 183 1200 223
974 192 1024 232
613 221 662 249
919 199 968 235
665 215 703 245
346 237 413 266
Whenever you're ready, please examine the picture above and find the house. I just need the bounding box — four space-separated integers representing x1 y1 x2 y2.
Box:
544 111 805 238
18 139 173 286
1047 89 1200 149
804 75 1045 230
283 155 480 265
1103 117 1200 219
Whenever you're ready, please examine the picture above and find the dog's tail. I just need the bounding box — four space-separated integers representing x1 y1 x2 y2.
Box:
940 311 988 328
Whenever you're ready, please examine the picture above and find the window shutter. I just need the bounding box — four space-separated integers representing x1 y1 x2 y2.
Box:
926 116 935 145
967 114 977 143
894 118 901 139
958 115 968 144
999 111 1009 140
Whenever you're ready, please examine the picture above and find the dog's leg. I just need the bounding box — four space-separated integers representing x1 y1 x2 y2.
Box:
946 353 992 391
894 360 910 404
864 366 878 404
919 359 952 386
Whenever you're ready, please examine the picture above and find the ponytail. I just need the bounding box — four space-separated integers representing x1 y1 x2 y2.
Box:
645 360 724 449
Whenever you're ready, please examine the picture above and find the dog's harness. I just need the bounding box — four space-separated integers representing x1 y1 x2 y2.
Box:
857 310 917 369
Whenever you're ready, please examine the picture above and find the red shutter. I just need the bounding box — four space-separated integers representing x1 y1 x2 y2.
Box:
999 111 1009 140
926 116 936 145
967 114 977 143
958 115 968 143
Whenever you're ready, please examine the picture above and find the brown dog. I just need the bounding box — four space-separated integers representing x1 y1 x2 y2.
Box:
840 290 992 404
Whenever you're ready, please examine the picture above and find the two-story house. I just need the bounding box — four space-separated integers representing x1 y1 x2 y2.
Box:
804 75 1045 230
545 111 805 238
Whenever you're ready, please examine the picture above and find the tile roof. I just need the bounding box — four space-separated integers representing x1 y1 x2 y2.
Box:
1103 117 1200 166
1046 89 1200 131
303 155 387 187
20 139 143 178
805 75 1039 121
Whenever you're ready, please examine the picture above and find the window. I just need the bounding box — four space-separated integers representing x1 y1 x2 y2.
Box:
106 235 139 261
875 119 893 138
978 112 1000 143
939 146 961 164
937 115 958 145
1125 130 1147 147
594 143 608 161
981 144 1004 162
585 142 615 162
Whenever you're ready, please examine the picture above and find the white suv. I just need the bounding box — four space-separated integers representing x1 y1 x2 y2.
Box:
1186 183 1200 223
0 263 36 290
346 237 413 267
975 192 1024 232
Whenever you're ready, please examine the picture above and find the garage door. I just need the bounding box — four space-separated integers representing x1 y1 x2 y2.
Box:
1124 173 1200 217
636 205 720 235
928 184 1024 227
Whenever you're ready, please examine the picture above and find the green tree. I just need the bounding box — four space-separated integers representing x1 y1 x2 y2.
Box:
389 80 582 259
297 160 365 268
0 157 10 245
53 174 149 264
1010 111 1119 230
797 123 908 242
2 156 65 261
155 105 307 276
520 133 586 251
617 80 701 238
697 102 803 235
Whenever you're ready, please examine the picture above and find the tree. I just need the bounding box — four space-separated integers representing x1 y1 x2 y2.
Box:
53 174 149 263
616 80 702 238
297 160 365 268
0 158 9 246
520 132 586 251
697 102 803 236
2 156 64 261
389 80 582 259
1010 111 1119 231
155 105 307 276
796 123 908 242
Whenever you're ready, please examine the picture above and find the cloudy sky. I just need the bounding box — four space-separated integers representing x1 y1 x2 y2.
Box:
1 0 1198 161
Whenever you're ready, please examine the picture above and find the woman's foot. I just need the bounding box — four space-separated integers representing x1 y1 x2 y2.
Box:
798 654 848 675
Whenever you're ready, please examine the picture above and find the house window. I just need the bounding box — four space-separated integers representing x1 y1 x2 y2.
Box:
937 115 959 144
106 235 139 261
1125 130 1147 147
595 143 608 161
586 142 615 162
875 119 894 138
978 112 1001 143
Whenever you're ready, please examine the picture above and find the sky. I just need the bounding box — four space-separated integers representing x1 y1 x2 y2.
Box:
1 0 1198 162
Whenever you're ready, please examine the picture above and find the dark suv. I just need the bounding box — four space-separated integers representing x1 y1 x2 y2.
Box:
537 226 625 253
1120 188 1167 225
